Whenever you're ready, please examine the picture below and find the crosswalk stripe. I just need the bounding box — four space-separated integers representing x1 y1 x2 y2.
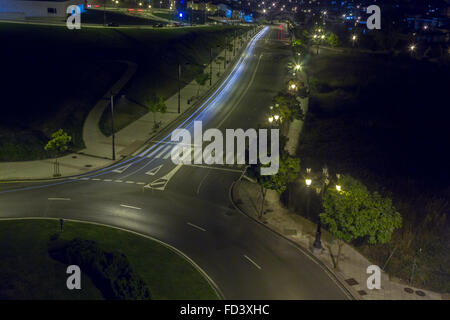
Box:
193 147 203 164
154 145 172 159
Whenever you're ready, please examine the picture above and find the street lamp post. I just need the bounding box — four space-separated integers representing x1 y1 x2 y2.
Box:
110 92 116 160
351 35 357 47
209 47 212 86
177 63 181 113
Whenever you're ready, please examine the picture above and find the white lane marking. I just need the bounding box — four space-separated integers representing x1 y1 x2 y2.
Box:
196 170 210 195
144 163 183 191
92 178 101 181
48 198 71 201
115 180 123 183
187 222 206 232
80 178 89 180
193 147 203 164
184 163 244 173
136 182 146 185
145 164 163 176
125 181 135 184
154 145 172 159
163 149 173 159
244 255 262 270
104 179 112 182
112 163 133 173
120 204 141 210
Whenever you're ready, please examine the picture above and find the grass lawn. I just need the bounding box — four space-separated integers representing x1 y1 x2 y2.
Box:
82 9 161 26
0 219 219 300
0 22 247 161
295 50 450 293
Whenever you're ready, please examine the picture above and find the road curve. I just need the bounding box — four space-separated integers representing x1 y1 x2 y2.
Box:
0 25 351 300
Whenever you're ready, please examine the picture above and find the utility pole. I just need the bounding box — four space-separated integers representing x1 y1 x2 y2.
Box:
103 0 106 27
110 92 116 160
209 47 212 86
224 42 227 69
177 64 181 113
233 29 236 56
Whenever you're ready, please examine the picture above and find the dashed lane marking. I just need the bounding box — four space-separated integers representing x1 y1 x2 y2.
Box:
244 255 262 270
120 204 141 210
187 222 206 232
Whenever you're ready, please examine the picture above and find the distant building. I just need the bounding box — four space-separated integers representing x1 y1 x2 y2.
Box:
187 1 217 14
0 0 84 20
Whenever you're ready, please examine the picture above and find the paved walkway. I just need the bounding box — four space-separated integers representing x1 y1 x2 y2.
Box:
232 179 443 300
0 30 253 180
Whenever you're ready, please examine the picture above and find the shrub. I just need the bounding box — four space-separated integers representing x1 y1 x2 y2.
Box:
49 238 151 300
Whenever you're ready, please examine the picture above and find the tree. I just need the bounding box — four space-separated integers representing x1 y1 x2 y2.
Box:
291 39 304 53
320 175 402 268
215 56 225 73
145 94 167 128
194 72 210 96
249 155 300 219
272 91 304 123
327 32 339 47
44 129 72 177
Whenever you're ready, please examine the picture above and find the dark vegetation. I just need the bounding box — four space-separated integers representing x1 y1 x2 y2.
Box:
0 219 218 299
0 22 247 161
82 9 162 26
295 49 450 292
49 237 151 300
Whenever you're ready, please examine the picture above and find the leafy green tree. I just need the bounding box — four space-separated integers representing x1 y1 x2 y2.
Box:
249 155 300 219
320 175 402 268
195 72 210 96
273 92 304 122
145 95 167 128
327 33 339 47
291 39 302 48
215 56 225 73
44 129 72 177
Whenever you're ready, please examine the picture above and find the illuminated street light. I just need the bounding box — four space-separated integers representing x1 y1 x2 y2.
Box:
268 116 274 123
274 114 280 121
409 44 416 51
294 64 301 71
336 185 342 191
305 179 312 186
290 84 296 90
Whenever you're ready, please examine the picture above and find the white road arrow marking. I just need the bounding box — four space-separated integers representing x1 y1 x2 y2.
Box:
145 164 163 176
144 163 183 191
112 163 133 173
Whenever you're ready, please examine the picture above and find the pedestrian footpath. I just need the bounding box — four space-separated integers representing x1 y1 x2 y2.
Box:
0 29 257 180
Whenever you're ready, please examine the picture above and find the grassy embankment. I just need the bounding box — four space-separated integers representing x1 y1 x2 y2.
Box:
82 8 162 26
294 49 450 292
0 219 219 299
0 21 247 161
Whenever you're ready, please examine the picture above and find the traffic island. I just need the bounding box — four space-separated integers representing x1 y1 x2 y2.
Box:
0 218 220 300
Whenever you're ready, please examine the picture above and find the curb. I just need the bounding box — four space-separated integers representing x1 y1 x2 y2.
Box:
0 28 257 184
0 217 225 300
228 179 360 300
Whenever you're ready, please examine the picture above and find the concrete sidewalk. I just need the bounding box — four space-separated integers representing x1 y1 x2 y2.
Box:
232 179 443 300
0 29 255 181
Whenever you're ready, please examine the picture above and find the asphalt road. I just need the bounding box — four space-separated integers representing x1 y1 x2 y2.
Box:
0 25 351 300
